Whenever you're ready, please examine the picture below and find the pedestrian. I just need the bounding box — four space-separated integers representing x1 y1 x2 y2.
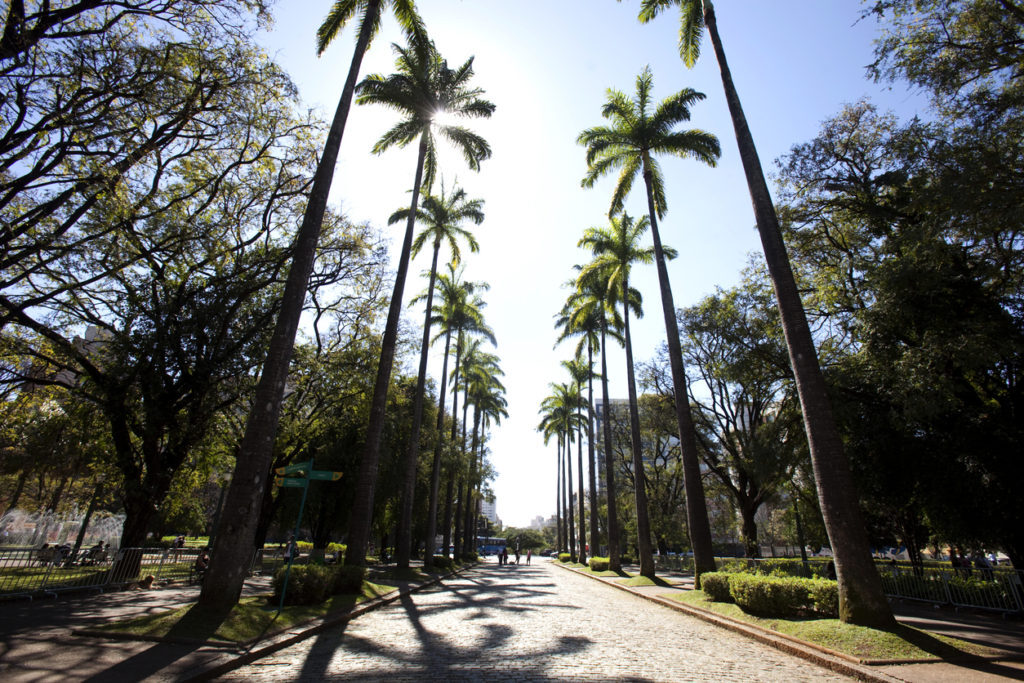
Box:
526 549 531 565
825 560 836 580
501 547 508 565
515 547 521 565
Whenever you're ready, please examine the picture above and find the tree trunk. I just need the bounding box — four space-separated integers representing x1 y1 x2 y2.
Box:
198 2 381 612
703 2 893 628
587 341 599 563
565 427 576 561
621 279 655 578
442 467 454 558
641 164 716 585
396 237 443 568
424 326 453 569
454 477 464 559
739 501 760 558
4 470 28 515
599 315 621 571
346 131 430 567
577 378 587 564
555 438 563 553
463 403 481 561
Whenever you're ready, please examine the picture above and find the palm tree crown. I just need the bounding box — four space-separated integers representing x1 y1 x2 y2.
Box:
578 66 719 218
357 41 495 191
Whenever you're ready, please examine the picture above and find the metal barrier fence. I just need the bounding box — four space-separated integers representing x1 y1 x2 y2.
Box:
651 554 1024 615
0 547 271 599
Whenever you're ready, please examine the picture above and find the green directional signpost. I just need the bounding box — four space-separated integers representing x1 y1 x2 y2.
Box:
273 460 343 611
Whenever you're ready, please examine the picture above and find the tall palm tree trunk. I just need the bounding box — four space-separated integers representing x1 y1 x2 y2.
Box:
599 314 621 571
424 326 454 568
463 403 481 559
556 438 563 553
576 379 587 564
347 132 429 567
459 382 471 553
200 5 380 608
454 476 464 559
565 425 576 560
442 466 454 557
395 237 443 568
641 160 715 585
587 341 599 562
702 2 892 627
622 278 655 578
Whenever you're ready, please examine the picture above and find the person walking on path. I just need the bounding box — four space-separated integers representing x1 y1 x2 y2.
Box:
526 549 531 565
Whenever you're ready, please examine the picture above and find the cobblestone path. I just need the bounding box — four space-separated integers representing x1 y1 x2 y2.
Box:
223 560 850 681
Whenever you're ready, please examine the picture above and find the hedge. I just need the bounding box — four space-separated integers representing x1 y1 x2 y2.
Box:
589 556 610 572
271 564 367 605
558 553 572 563
430 555 455 570
699 572 733 603
727 573 838 618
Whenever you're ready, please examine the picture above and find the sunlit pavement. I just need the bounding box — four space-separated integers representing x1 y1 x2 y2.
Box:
221 559 850 682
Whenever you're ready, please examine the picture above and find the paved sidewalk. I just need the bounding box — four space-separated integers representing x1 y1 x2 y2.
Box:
555 560 1024 682
1 559 1021 681
0 566 444 682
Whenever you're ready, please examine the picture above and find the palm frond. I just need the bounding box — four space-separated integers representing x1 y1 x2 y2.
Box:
316 0 359 56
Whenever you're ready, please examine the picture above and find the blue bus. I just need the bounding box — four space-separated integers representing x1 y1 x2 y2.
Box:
477 536 506 556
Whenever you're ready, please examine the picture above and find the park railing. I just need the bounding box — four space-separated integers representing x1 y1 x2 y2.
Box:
0 546 265 599
650 554 1024 615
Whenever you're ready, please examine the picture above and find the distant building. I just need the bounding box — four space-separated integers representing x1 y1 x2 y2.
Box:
530 515 546 530
480 499 499 526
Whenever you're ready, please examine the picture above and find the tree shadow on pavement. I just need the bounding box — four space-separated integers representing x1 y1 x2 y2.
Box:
293 563 602 681
891 624 1024 679
82 603 233 682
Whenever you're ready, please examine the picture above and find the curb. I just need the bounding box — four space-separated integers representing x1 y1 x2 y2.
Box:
552 562 900 683
181 563 476 681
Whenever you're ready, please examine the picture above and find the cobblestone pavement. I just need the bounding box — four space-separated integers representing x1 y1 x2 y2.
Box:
222 560 850 681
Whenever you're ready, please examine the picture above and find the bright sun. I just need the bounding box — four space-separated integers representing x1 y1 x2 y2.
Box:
431 109 460 128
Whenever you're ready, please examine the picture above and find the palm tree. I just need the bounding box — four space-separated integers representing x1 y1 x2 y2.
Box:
578 65 719 585
633 0 894 627
562 357 591 564
199 0 425 611
424 268 494 562
346 40 494 567
466 361 507 551
458 340 503 554
556 283 604 564
538 383 578 555
579 213 661 578
388 182 484 569
572 269 626 569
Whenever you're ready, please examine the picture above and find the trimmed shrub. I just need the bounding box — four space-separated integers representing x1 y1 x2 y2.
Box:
558 553 572 563
271 564 366 605
589 556 610 572
728 573 812 618
461 551 478 562
700 572 733 603
273 564 333 605
806 578 839 617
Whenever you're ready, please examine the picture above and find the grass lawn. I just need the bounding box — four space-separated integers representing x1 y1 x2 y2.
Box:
95 580 396 645
667 590 1001 662
618 574 674 587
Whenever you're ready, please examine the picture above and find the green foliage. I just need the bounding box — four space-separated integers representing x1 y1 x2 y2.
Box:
461 551 478 562
589 556 610 572
699 572 733 602
726 573 838 618
271 564 367 606
558 553 572 563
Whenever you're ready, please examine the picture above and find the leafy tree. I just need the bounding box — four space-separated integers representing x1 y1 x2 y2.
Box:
632 0 893 626
346 39 494 567
676 279 805 557
578 66 719 583
776 101 1024 567
201 0 425 611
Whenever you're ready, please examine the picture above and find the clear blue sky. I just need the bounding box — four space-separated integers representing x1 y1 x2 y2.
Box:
257 1 925 528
